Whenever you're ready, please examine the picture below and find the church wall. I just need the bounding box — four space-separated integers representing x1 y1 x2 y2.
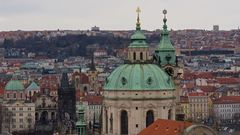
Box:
103 90 176 135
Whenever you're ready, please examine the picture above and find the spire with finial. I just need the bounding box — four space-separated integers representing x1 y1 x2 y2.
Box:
162 9 168 35
136 6 141 30
90 51 96 71
155 9 176 67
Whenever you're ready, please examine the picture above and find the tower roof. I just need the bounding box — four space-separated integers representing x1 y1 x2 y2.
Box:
60 72 70 88
89 52 96 71
156 9 175 51
129 7 148 48
26 81 40 90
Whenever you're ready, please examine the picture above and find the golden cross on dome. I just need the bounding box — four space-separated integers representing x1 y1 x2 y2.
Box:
136 7 141 14
136 7 141 24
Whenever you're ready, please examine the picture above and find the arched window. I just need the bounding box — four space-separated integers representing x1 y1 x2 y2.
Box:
84 86 87 92
133 52 136 60
146 110 154 127
120 110 128 135
105 109 108 133
168 109 172 120
140 52 143 60
110 113 113 133
51 112 55 120
35 112 39 121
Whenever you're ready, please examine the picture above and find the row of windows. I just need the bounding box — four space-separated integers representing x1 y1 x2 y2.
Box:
6 93 24 99
216 109 240 112
6 107 32 111
89 105 102 109
190 104 208 107
189 98 208 103
218 113 233 118
5 124 28 129
215 104 240 108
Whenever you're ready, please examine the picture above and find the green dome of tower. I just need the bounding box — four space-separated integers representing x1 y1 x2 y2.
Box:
5 80 24 91
104 64 174 90
129 7 148 48
104 8 175 91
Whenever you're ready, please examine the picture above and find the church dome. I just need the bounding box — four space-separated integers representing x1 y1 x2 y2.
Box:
130 30 146 41
5 80 24 91
104 64 174 91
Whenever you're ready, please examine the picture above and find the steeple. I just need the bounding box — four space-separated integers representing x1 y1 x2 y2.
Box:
60 72 70 88
157 9 175 51
89 51 96 71
155 9 176 67
127 7 150 63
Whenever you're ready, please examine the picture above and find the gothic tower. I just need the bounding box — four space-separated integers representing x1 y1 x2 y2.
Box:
58 72 76 126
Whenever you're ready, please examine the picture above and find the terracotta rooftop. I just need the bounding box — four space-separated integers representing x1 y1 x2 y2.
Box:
216 77 240 84
198 86 216 93
180 96 189 103
214 96 240 104
138 119 192 135
83 95 103 105
188 92 205 97
196 72 214 79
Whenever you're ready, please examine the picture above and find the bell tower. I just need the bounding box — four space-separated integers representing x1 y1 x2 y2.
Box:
154 10 176 76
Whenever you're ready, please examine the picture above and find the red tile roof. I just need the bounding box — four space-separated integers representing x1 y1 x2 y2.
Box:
180 96 189 103
188 92 205 97
195 72 214 79
83 95 103 105
214 96 240 104
72 72 89 84
0 87 4 96
138 119 192 135
198 86 216 93
216 78 240 84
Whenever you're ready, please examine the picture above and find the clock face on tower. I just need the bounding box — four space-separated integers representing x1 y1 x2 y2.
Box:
164 66 174 76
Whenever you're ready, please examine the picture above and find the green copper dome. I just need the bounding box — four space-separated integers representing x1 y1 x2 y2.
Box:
5 80 24 91
129 7 148 48
104 64 174 90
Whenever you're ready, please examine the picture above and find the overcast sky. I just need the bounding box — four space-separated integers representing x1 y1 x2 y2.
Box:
0 0 239 31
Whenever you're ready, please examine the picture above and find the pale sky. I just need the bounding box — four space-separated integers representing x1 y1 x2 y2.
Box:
0 0 239 31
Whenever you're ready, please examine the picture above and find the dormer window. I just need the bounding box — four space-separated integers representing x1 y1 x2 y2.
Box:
165 54 171 62
121 77 127 85
147 77 152 85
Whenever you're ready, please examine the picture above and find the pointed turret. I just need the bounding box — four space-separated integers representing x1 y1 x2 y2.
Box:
155 9 176 67
60 72 70 88
90 52 96 71
127 7 150 63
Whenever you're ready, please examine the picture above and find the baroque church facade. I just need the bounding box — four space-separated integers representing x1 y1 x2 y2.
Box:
102 8 179 135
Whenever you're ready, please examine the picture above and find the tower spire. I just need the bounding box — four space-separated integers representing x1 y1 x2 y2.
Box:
136 7 141 30
162 9 168 34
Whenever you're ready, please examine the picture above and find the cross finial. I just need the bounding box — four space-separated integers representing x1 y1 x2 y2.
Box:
136 7 141 30
136 7 141 14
